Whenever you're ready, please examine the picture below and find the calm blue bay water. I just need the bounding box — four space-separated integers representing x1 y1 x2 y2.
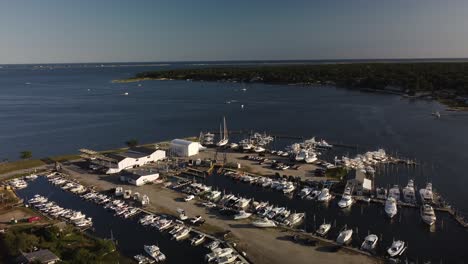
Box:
3 62 468 263
1 63 468 215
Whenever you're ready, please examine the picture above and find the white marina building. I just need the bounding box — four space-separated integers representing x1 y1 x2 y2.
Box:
170 139 200 157
119 169 160 186
85 146 166 174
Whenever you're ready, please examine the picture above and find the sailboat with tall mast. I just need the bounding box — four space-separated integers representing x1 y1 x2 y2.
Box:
216 116 229 147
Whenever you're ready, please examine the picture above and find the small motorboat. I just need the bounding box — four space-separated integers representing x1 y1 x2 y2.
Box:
361 234 378 251
316 223 331 236
336 228 353 245
191 234 206 246
252 218 276 228
387 240 407 257
205 240 221 251
184 195 195 202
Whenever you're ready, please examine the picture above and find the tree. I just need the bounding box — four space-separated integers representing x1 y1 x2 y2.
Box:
15 232 39 252
125 139 138 148
71 249 95 264
20 151 32 160
94 239 115 256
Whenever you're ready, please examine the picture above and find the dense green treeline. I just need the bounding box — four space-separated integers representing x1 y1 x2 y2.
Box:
134 63 468 100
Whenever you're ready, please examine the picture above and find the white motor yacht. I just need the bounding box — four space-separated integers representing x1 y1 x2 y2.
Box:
282 183 296 194
168 224 184 235
134 254 155 264
385 197 398 218
388 185 401 201
173 227 191 241
234 210 252 220
402 180 416 203
304 153 317 164
317 188 332 202
387 240 406 257
336 228 353 245
216 254 238 264
155 219 173 231
144 245 166 262
252 218 277 228
338 188 353 208
361 234 378 251
298 187 312 198
284 213 305 226
205 248 234 262
419 183 434 203
191 234 206 246
420 204 436 225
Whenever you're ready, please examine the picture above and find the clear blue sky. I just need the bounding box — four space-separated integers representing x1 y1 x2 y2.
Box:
1 0 467 64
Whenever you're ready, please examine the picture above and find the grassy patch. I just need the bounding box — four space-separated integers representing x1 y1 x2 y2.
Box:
325 167 348 180
48 154 81 163
0 189 19 205
0 159 46 175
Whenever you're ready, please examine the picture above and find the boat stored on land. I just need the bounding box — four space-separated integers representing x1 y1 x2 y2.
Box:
252 218 276 228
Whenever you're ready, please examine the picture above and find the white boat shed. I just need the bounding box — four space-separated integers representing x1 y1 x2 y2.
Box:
170 139 199 157
346 169 373 195
89 146 166 174
119 169 159 186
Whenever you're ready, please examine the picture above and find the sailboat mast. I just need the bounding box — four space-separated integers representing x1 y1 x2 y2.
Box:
223 116 228 140
219 123 222 141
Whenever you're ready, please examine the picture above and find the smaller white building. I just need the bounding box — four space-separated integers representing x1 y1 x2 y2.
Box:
120 169 160 186
170 139 199 157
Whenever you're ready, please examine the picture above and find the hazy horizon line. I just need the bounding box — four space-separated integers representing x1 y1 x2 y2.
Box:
2 57 468 66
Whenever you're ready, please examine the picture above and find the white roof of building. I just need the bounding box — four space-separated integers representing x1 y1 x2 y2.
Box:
171 139 197 146
363 178 372 190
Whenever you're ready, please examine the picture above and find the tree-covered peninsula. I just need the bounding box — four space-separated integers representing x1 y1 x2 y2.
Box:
127 63 468 108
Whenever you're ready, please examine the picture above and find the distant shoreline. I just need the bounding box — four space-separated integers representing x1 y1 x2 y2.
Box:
119 62 468 111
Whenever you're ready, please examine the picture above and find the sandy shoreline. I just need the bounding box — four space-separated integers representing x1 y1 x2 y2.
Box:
62 164 380 264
